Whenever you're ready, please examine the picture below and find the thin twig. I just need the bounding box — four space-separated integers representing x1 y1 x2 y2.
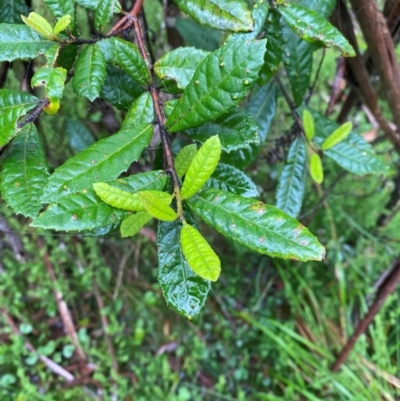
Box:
17 98 50 129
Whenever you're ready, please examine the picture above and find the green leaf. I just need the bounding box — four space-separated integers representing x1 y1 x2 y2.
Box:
175 18 221 52
154 47 209 90
94 0 115 32
100 65 144 110
53 14 72 37
121 212 152 238
180 223 221 282
74 0 121 13
114 38 150 86
72 44 106 102
42 0 75 27
282 26 313 107
57 44 78 71
138 191 177 221
304 108 390 175
321 121 352 150
21 12 54 39
41 123 153 202
309 153 323 184
0 124 49 218
220 144 258 170
186 107 260 152
0 24 54 62
157 208 211 320
278 3 355 57
32 190 128 231
246 81 277 142
302 109 315 141
96 37 116 63
206 163 259 197
31 46 67 115
175 144 198 178
93 183 145 211
0 89 39 148
66 119 95 152
0 0 28 23
174 0 253 32
299 0 335 18
276 137 307 218
187 188 325 261
166 39 267 132
181 135 221 199
121 92 154 128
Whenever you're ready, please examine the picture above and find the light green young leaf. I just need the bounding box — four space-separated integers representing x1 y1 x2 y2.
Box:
95 0 115 32
180 223 221 282
120 212 152 238
21 12 54 39
0 124 49 218
181 135 221 200
114 38 150 86
175 144 198 178
165 39 267 132
302 109 315 141
154 47 209 90
174 0 253 32
138 191 177 221
278 3 355 57
276 137 307 218
53 14 71 37
72 44 106 102
321 121 352 150
0 24 54 62
309 153 324 184
42 0 75 27
0 89 39 148
41 123 153 202
187 188 325 261
93 183 145 211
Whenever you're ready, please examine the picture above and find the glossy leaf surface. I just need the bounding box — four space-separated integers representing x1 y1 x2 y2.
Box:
138 191 177 221
72 44 106 102
42 0 75 27
0 124 49 218
0 24 53 62
186 107 260 152
21 12 54 39
276 137 307 218
66 119 95 152
302 109 315 141
95 0 115 32
120 212 152 238
321 121 352 150
122 92 154 128
309 153 324 184
206 163 259 197
93 183 145 211
0 90 38 147
0 0 28 23
165 39 267 132
174 0 253 32
114 38 150 86
41 123 153 202
181 135 221 199
154 47 208 90
188 188 325 261
75 0 121 12
175 144 198 178
180 223 221 282
53 14 72 37
157 209 211 320
278 3 355 57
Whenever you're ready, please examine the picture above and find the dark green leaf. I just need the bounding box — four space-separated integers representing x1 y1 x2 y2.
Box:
0 124 49 218
66 119 95 152
74 0 121 12
100 65 144 110
120 212 152 238
57 44 78 71
305 108 390 175
157 207 211 320
299 0 335 18
174 0 253 32
96 37 116 63
176 18 221 52
206 163 259 197
72 44 106 102
94 0 115 32
186 107 260 152
42 0 75 27
166 39 267 132
220 144 258 170
154 47 209 90
278 3 355 57
188 188 325 261
0 89 39 148
0 24 54 62
41 123 153 203
121 92 154 128
282 26 313 107
275 137 307 218
0 0 28 23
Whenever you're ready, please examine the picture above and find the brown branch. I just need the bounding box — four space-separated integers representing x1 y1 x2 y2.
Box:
17 98 50 129
106 0 144 37
331 257 400 372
